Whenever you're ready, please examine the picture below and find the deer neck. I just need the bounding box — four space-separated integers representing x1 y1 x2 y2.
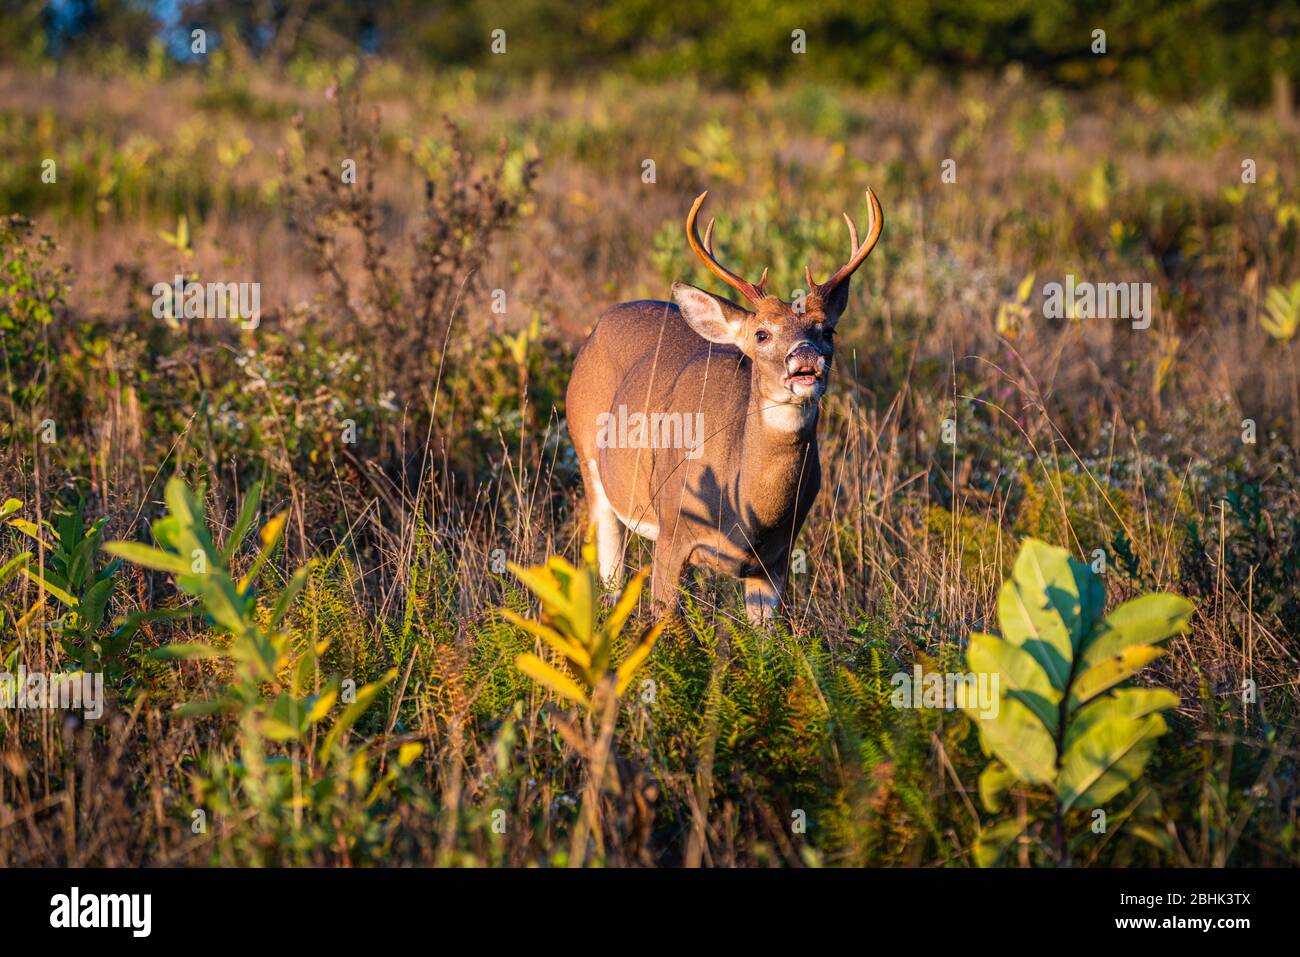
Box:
738 388 818 525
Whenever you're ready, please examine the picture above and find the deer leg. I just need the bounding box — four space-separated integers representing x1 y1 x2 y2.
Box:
651 544 688 618
743 573 783 626
585 459 625 587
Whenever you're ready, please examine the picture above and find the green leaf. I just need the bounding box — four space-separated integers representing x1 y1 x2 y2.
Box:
78 576 114 632
965 631 1059 734
969 696 1057 785
174 697 233 718
0 551 31 587
151 642 223 660
104 541 194 576
1077 593 1194 674
1056 713 1167 812
500 608 590 669
320 669 398 761
22 567 78 608
0 498 22 521
184 572 250 636
974 818 1027 868
1069 645 1167 708
1065 687 1179 750
978 760 1018 813
220 482 262 563
268 563 312 629
515 652 590 708
998 578 1070 690
9 518 51 549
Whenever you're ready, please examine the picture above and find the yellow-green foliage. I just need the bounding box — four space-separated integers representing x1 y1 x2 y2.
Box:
963 538 1192 865
503 536 663 710
104 478 408 864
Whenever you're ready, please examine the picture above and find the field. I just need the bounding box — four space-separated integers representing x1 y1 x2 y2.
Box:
1 48 1298 867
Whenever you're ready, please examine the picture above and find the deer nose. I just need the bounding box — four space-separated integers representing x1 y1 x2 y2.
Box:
785 343 825 376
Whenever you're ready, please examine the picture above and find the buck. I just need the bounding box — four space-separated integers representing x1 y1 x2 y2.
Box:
566 189 883 623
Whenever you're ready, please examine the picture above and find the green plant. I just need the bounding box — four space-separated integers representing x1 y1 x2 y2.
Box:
1260 280 1300 341
502 535 664 865
105 478 406 864
962 538 1193 866
0 498 34 653
7 495 136 678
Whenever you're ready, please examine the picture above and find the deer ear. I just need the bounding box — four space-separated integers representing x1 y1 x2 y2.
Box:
672 282 750 345
820 281 851 328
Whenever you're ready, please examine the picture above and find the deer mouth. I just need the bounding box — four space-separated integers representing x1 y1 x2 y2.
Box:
784 362 823 398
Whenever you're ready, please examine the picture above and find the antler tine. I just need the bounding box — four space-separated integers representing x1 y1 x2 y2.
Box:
685 191 768 306
807 189 883 295
842 211 860 254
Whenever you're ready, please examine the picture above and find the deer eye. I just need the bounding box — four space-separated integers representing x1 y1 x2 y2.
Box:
756 330 771 344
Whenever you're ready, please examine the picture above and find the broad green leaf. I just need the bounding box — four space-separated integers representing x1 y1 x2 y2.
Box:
306 683 339 724
998 579 1072 691
1070 645 1166 708
567 564 595 648
508 563 573 624
1056 712 1167 812
1077 593 1194 673
265 693 306 741
601 567 648 644
9 518 51 549
965 631 1059 734
1015 538 1100 642
79 576 113 627
184 572 249 637
970 696 1057 785
1065 687 1178 750
0 498 22 521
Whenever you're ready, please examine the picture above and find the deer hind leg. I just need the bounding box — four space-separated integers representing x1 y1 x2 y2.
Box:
743 574 783 626
650 544 688 619
585 459 625 587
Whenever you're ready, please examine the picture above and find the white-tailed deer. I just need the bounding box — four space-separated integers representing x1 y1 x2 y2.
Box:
567 189 883 623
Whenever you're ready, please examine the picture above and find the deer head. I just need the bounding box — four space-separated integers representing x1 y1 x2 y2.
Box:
671 189 883 414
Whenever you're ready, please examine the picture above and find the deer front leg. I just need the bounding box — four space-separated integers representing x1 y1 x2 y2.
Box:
743 571 785 626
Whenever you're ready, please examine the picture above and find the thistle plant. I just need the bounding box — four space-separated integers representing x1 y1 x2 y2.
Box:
502 535 664 866
962 538 1193 866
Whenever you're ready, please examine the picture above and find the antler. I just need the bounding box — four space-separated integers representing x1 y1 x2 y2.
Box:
804 189 883 297
686 191 769 306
